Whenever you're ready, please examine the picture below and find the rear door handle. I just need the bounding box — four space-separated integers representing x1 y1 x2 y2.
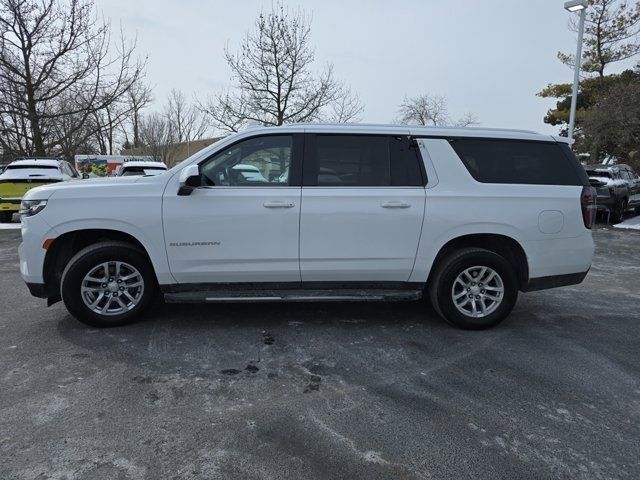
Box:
263 201 295 208
381 201 411 209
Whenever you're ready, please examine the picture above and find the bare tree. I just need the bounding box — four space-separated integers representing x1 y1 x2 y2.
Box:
558 0 640 79
453 112 480 128
0 80 30 155
52 102 96 159
91 94 137 155
139 112 175 163
165 89 207 143
0 0 145 157
396 94 478 127
200 3 363 132
125 79 153 148
324 87 364 123
397 94 449 126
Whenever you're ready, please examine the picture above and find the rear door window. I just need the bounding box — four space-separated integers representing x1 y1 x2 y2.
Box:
449 139 585 186
305 134 424 187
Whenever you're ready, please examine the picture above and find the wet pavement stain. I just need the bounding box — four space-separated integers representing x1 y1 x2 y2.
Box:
245 364 260 373
303 375 322 393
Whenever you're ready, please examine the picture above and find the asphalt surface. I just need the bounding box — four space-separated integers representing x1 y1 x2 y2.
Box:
1 227 639 480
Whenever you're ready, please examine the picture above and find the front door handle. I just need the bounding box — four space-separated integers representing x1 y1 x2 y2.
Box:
381 201 411 209
263 201 295 208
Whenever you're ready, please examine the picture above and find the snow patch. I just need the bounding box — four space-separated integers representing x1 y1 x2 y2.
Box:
589 176 627 187
0 222 21 230
614 216 640 230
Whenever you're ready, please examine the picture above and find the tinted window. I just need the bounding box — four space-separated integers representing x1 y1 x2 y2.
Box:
7 164 58 170
310 135 423 187
201 135 292 187
586 170 611 178
449 139 584 186
122 166 166 176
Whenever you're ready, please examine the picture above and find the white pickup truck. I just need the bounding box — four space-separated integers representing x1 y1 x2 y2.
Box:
18 124 596 329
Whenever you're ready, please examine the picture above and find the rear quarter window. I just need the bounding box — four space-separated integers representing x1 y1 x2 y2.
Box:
449 139 586 186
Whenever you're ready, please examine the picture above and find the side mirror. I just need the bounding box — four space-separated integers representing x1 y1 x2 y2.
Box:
177 164 201 196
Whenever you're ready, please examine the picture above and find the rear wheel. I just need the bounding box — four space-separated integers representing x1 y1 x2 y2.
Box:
0 212 13 223
429 248 518 330
612 198 627 223
61 241 157 327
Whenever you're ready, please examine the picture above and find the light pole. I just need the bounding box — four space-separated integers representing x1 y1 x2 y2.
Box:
564 0 588 143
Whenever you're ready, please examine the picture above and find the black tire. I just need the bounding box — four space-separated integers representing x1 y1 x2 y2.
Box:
60 241 157 327
428 247 518 330
611 199 627 223
0 211 13 223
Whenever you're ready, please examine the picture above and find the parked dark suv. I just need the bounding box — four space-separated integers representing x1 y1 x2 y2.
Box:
585 164 640 222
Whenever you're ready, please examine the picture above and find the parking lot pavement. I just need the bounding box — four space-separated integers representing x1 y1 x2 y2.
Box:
1 228 639 480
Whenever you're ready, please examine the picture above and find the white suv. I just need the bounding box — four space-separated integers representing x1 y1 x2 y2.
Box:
116 161 168 177
18 124 596 329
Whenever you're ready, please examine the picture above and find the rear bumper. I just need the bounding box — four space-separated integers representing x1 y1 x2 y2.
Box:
521 270 589 292
521 231 594 279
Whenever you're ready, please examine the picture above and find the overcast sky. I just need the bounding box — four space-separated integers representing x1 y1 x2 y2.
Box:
94 0 633 135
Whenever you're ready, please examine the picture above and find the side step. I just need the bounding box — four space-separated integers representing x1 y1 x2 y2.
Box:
164 289 423 304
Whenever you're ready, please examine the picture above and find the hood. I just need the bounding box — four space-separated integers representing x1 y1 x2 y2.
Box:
23 175 146 200
0 168 65 182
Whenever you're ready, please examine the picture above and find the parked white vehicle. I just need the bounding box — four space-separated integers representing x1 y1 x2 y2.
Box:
115 161 168 177
18 124 596 329
0 158 80 223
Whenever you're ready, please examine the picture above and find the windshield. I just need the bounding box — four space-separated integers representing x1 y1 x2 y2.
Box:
169 138 225 173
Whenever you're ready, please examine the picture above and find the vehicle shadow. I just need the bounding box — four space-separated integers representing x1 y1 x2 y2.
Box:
53 298 518 379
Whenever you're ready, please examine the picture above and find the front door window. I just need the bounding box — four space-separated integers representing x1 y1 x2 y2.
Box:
200 135 292 187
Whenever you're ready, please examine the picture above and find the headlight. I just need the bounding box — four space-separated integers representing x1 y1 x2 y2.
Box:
19 199 48 217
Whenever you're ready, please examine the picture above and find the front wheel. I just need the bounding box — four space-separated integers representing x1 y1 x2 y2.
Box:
61 241 157 327
428 248 518 330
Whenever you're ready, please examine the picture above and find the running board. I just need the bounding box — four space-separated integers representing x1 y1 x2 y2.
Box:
164 289 423 304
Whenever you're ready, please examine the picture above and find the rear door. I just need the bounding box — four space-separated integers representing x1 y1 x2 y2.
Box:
299 133 426 282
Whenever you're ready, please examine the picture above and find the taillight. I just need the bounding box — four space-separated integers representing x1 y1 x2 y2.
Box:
581 186 597 229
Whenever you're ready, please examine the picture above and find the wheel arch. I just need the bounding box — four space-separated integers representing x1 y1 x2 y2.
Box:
427 233 529 290
43 228 156 301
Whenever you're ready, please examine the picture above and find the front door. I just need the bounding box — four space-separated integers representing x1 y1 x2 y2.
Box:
299 134 426 282
163 134 302 284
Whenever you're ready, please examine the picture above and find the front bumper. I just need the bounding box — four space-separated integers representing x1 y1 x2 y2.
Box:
0 199 21 212
19 213 58 285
